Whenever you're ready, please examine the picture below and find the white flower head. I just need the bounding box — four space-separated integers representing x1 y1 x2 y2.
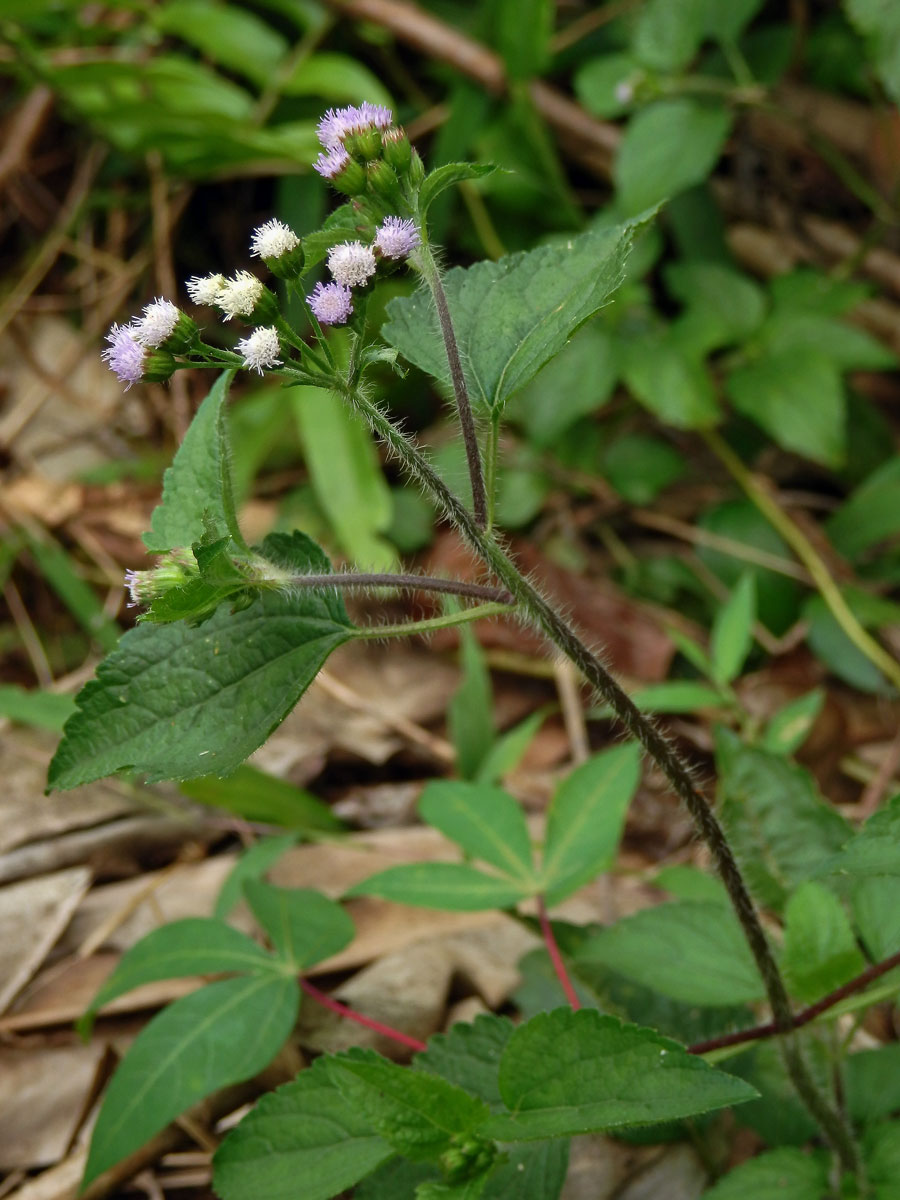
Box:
250 218 300 260
237 326 282 375
186 273 226 306
327 240 377 288
133 298 180 348
217 270 264 320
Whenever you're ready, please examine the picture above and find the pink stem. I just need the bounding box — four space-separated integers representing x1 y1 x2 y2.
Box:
537 895 581 1011
300 977 427 1052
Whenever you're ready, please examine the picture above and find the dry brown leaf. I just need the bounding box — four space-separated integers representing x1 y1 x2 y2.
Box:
0 1042 102 1169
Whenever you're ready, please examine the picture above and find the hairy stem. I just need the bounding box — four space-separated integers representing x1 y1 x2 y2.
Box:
537 896 581 1011
300 978 427 1053
339 381 860 1177
415 244 489 529
279 571 513 604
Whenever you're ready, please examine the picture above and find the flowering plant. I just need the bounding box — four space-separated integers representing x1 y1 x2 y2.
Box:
49 103 895 1200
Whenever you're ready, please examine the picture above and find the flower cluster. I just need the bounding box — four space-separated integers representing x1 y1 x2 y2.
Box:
101 102 424 382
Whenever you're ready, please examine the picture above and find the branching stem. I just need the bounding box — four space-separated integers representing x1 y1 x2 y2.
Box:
537 896 581 1011
300 978 427 1053
354 600 514 640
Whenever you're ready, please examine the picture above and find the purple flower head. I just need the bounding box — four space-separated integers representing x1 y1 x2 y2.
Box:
102 323 145 389
307 281 353 326
313 145 351 180
237 326 283 375
317 103 393 149
374 216 420 259
327 240 377 288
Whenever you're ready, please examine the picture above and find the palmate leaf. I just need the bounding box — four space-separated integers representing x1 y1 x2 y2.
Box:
418 781 536 884
47 531 355 788
243 882 355 968
382 217 646 416
84 973 299 1187
482 1008 758 1141
347 863 531 911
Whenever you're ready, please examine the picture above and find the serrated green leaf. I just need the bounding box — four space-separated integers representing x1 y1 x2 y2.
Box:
726 349 845 467
416 1014 516 1110
710 573 756 685
419 781 535 884
144 537 250 625
79 918 276 1035
718 739 851 911
383 219 642 416
83 973 298 1187
480 1140 569 1200
419 162 497 221
701 1147 830 1198
291 387 395 570
665 261 766 355
482 1008 757 1140
782 881 865 1003
825 793 900 879
215 835 300 919
212 1057 393 1200
329 1049 490 1161
346 863 529 911
47 532 355 789
621 331 720 429
144 371 242 553
243 882 354 968
301 204 366 269
541 743 641 903
578 901 765 1006
761 689 824 756
615 100 732 215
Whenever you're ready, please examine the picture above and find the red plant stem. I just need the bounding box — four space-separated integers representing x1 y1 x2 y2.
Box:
537 895 581 1012
300 978 427 1053
689 948 900 1056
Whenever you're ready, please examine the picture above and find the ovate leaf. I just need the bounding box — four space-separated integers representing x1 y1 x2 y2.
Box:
83 974 299 1187
243 882 354 968
383 219 644 416
48 531 355 788
418 781 536 884
578 901 765 1006
483 1008 757 1140
213 1057 393 1200
621 331 720 429
782 881 865 1003
615 100 732 215
346 863 529 911
144 371 242 552
541 743 641 903
701 1147 830 1199
710 573 756 685
418 163 497 222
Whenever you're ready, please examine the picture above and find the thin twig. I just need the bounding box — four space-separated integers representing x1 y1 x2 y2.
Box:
300 977 427 1052
690 948 900 1056
537 896 581 1011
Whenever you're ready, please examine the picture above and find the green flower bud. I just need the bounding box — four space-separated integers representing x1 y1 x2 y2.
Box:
142 349 177 384
366 159 401 203
382 125 412 173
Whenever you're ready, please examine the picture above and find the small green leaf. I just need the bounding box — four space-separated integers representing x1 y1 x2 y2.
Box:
489 0 552 80
701 1147 830 1199
828 457 900 560
710 573 756 685
852 875 900 961
602 433 685 505
863 1121 900 1197
329 1049 491 1162
630 681 727 713
212 1057 393 1200
0 685 75 731
278 51 392 106
291 388 396 571
79 918 276 1035
383 218 644 416
215 836 300 919
845 1044 900 1125
653 865 730 905
144 371 242 553
479 1141 569 1200
615 100 732 215
181 764 343 833
782 881 865 1003
761 690 824 756
153 2 288 87
726 349 846 468
418 163 497 222
448 626 495 780
578 901 765 1006
845 0 900 104
346 863 530 911
83 974 299 1187
416 1014 516 1109
541 743 641 903
632 0 707 70
621 331 720 429
47 532 355 789
476 708 548 785
419 781 535 884
665 261 766 355
826 794 900 880
243 882 354 968
575 53 643 119
483 1008 757 1141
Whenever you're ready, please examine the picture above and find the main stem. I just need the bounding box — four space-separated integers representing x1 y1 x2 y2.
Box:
415 244 489 530
338 381 860 1178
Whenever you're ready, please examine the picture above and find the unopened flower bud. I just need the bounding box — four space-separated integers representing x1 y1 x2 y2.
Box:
345 125 383 161
408 148 425 187
125 549 197 608
142 349 178 383
314 146 367 195
366 159 401 202
381 125 411 173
